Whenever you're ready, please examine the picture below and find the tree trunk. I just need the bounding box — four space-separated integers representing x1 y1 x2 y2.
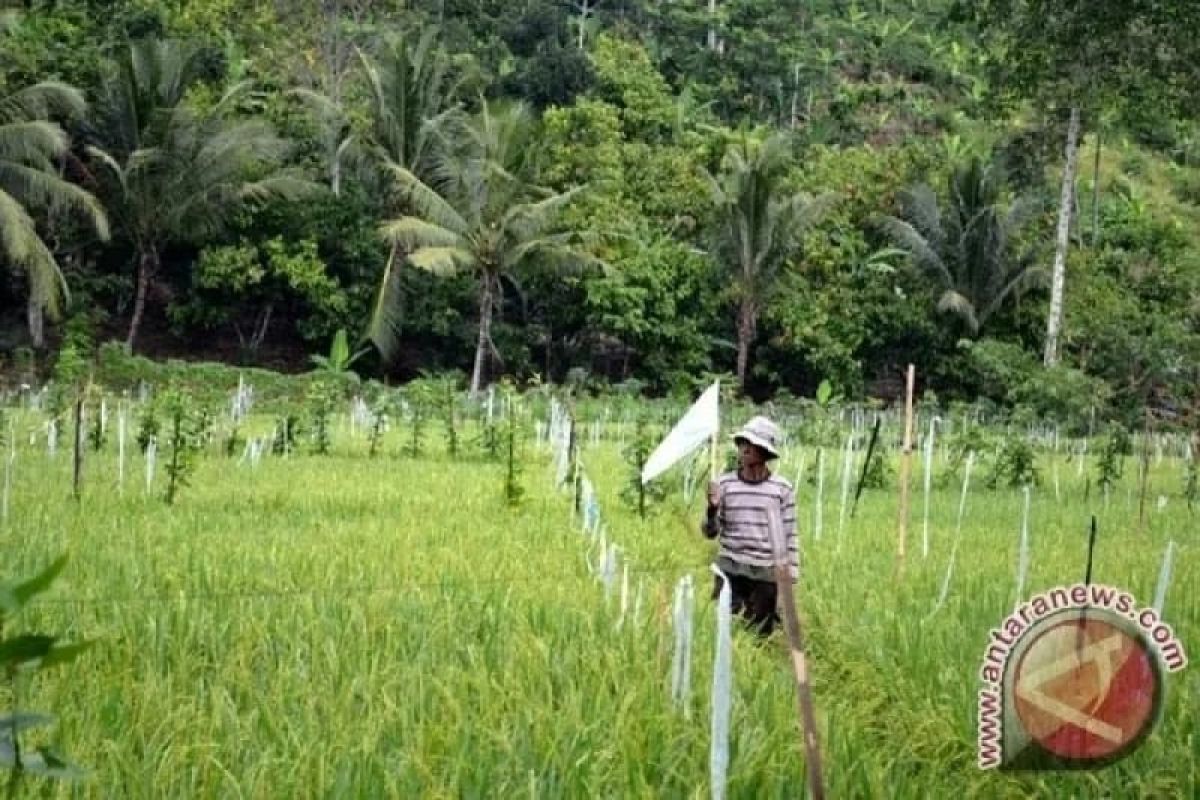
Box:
789 62 800 129
708 0 717 51
1043 105 1081 368
735 297 756 395
126 248 159 354
26 297 45 350
470 273 496 397
249 302 274 355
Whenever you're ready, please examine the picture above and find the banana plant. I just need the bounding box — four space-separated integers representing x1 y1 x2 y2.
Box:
309 329 369 384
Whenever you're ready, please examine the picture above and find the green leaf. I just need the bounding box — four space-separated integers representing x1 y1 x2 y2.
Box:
816 379 832 406
38 641 95 670
0 713 55 740
329 328 349 368
0 555 67 615
0 635 55 668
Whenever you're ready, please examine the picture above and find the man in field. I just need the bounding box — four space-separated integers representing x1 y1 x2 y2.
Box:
701 415 798 637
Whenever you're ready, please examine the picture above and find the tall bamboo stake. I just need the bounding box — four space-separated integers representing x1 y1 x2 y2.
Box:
766 507 825 800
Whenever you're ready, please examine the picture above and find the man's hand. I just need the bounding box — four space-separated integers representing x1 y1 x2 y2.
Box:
707 480 721 511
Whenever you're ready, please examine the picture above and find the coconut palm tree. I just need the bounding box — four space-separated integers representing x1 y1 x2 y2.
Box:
1 81 109 347
85 37 315 352
703 130 834 394
375 99 604 395
291 28 468 363
877 156 1045 336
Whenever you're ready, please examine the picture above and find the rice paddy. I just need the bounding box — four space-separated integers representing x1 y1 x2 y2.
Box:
0 390 1195 799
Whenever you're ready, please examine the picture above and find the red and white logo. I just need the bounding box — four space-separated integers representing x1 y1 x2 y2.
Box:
1013 616 1158 762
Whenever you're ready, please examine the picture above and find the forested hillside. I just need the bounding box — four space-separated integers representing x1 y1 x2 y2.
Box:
2 0 1198 423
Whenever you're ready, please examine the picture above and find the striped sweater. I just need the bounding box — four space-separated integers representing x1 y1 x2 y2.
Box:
701 470 799 582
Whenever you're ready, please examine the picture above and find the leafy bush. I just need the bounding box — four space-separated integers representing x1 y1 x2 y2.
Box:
1095 424 1132 493
95 343 358 415
964 339 1110 431
986 437 1040 489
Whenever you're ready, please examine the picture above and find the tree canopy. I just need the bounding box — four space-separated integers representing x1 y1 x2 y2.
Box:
0 0 1198 424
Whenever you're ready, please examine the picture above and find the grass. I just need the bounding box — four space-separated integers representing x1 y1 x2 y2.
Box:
0 400 1195 799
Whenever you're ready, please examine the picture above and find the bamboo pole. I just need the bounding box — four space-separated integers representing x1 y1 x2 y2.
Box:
896 365 916 575
767 507 825 800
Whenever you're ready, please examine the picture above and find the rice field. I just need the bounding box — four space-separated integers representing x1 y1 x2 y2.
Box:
0 389 1196 799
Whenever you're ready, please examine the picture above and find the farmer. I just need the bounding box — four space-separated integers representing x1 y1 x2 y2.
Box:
701 415 798 637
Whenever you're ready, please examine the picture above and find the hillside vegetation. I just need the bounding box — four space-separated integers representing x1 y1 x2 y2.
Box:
1 0 1198 427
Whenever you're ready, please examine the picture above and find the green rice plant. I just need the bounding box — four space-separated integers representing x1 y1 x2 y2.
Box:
0 384 1195 799
0 555 93 789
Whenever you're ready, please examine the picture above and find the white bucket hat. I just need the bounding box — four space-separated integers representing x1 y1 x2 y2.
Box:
731 415 782 460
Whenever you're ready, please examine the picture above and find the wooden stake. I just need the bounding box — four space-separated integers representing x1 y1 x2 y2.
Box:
72 397 84 502
1137 408 1152 533
896 365 916 575
767 508 825 800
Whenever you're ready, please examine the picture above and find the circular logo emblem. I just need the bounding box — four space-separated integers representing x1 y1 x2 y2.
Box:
1012 611 1162 765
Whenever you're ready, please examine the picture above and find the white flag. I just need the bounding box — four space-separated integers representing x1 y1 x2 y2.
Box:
641 380 720 484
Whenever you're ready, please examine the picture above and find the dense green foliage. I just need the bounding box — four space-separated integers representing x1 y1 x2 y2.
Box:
0 0 1198 431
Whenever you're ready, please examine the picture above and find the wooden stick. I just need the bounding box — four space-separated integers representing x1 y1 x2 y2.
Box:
710 432 719 481
896 365 916 575
1137 408 1152 532
767 508 825 800
72 397 84 502
850 416 882 519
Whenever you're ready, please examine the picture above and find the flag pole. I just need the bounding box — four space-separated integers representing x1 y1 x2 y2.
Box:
710 379 720 480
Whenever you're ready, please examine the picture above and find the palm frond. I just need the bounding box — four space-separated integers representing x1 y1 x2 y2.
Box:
407 245 473 276
0 120 68 166
383 162 468 233
0 82 86 125
0 161 109 240
978 263 1050 326
0 188 68 316
936 290 980 333
501 186 583 242
286 87 346 125
366 244 405 365
897 183 944 247
380 216 462 251
875 214 952 287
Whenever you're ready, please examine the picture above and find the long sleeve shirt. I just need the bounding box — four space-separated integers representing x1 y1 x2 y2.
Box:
701 470 799 582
